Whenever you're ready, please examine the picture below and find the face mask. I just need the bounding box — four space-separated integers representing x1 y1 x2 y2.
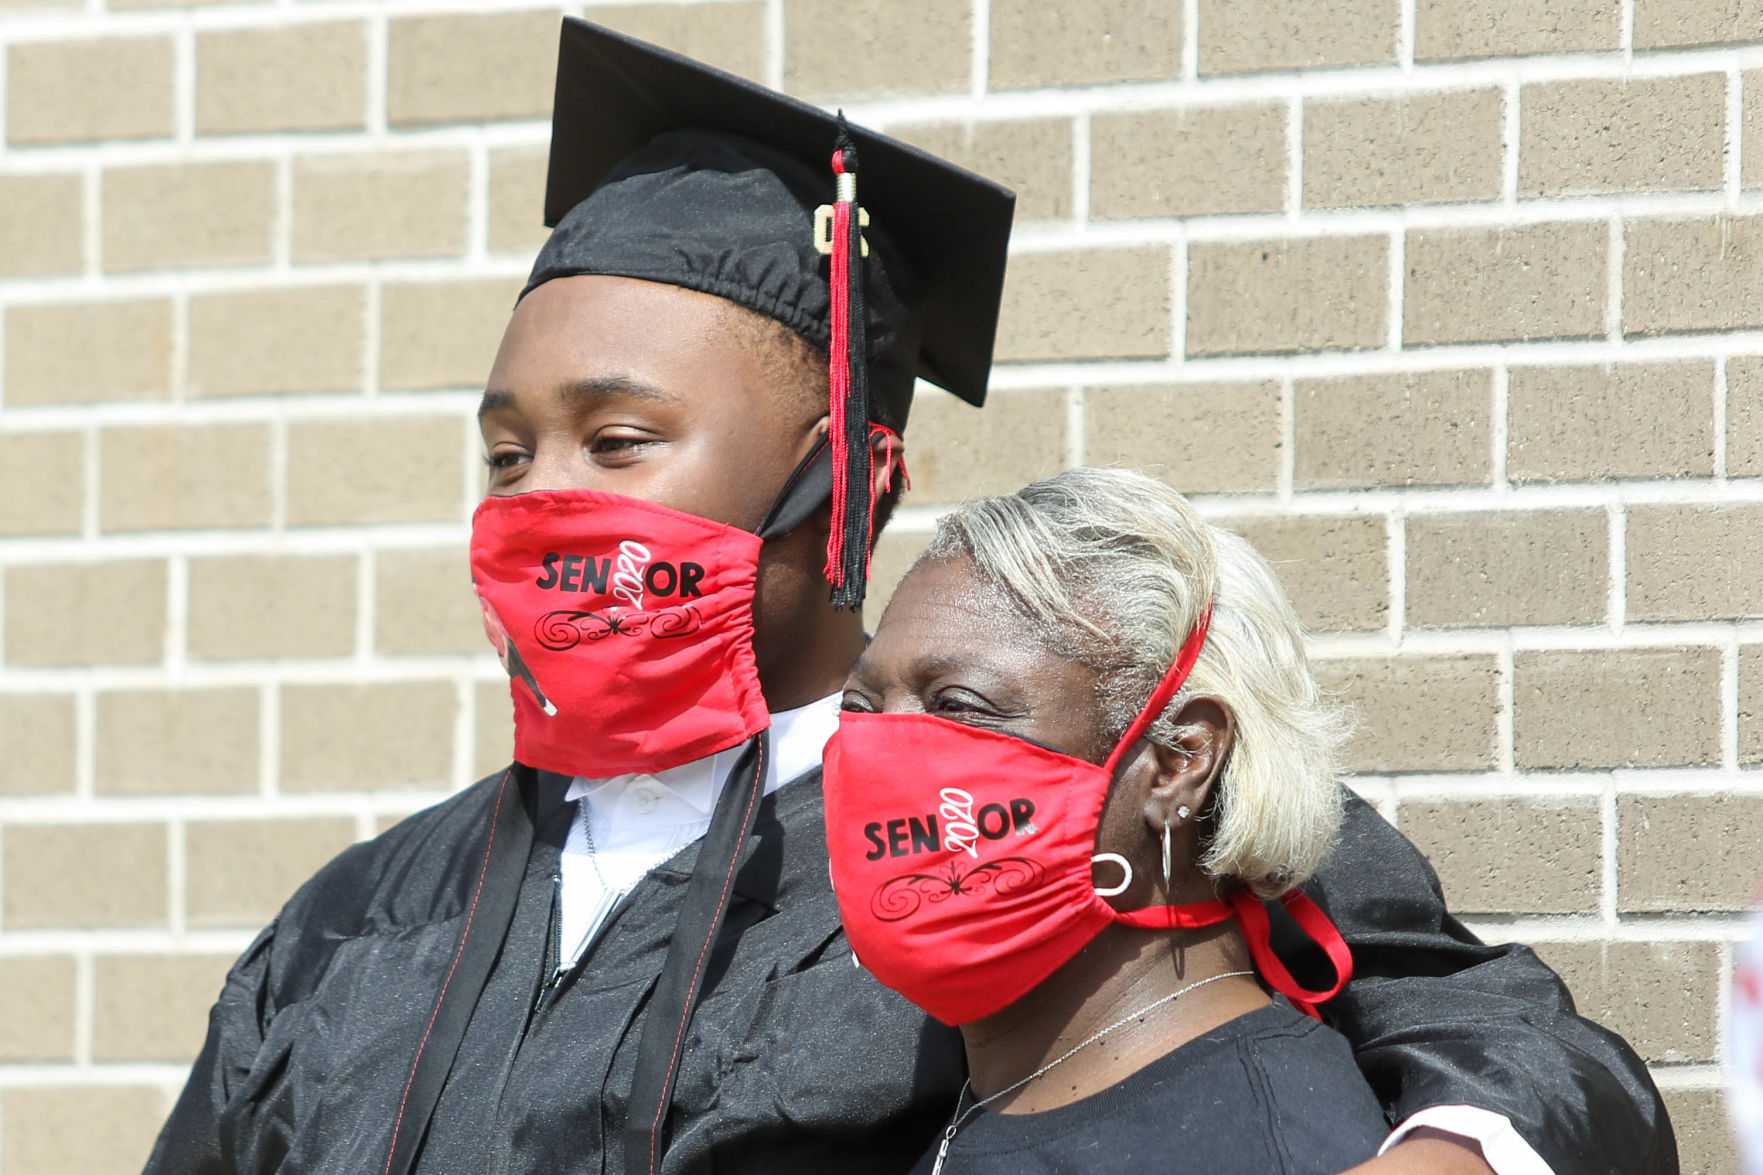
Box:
470 488 771 778
823 609 1351 1026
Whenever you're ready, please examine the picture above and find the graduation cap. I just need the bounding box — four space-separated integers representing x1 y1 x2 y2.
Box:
527 17 1015 609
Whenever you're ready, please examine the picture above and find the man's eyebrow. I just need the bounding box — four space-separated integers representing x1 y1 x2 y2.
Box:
477 377 680 420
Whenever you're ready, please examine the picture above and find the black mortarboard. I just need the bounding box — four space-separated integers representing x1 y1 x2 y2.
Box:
527 17 1015 608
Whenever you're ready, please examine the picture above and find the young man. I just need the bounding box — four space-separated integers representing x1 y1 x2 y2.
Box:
146 20 1673 1175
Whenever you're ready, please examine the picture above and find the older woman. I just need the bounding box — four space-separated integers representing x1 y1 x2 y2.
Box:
823 466 1386 1175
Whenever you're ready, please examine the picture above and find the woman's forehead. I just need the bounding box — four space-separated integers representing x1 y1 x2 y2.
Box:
861 555 1069 680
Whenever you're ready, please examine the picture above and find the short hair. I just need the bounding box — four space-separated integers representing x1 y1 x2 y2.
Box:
719 300 906 538
919 466 1348 898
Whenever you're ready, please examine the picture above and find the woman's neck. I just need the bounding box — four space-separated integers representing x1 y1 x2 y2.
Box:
959 922 1266 1116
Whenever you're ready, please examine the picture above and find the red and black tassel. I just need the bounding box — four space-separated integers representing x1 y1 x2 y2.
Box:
822 119 874 610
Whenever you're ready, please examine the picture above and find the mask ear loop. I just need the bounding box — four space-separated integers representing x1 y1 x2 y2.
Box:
1102 604 1213 778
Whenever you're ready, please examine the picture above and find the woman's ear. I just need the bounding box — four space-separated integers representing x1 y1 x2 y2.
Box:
1141 696 1234 834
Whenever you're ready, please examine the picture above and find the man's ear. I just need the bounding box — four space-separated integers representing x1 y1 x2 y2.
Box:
1141 696 1234 833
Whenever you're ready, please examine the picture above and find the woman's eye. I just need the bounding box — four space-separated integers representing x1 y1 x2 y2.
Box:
840 690 876 713
932 690 992 715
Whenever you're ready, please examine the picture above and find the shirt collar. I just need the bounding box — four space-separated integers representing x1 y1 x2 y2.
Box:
564 691 841 823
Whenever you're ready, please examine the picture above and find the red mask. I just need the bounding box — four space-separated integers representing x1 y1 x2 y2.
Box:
823 609 1352 1026
470 489 770 778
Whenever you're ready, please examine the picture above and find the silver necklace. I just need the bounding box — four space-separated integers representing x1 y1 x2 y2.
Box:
928 969 1254 1175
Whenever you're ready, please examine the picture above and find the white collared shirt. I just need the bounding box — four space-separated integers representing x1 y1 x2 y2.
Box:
555 692 841 972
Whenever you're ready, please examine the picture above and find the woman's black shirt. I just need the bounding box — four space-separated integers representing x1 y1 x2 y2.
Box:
910 999 1388 1175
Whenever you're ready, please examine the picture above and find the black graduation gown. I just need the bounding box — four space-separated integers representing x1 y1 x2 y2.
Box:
144 765 1676 1175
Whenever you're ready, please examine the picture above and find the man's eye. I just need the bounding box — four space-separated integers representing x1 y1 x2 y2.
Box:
484 450 528 471
589 430 656 455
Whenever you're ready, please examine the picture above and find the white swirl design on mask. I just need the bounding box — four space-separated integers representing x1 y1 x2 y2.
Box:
611 540 652 610
940 787 981 857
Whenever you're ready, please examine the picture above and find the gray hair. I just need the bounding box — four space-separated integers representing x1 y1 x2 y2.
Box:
918 466 1347 898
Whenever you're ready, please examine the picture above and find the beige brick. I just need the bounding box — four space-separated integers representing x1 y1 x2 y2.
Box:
1221 514 1389 632
1406 510 1607 628
1532 941 1719 1064
1295 370 1491 489
1662 1089 1740 1175
907 389 1067 504
2 823 167 928
4 560 166 666
1303 90 1504 208
1086 382 1281 494
1628 505 1763 621
1405 222 1606 346
187 285 366 398
94 688 258 795
1091 106 1285 219
1316 655 1500 773
1399 798 1600 914
377 547 482 655
381 279 522 391
103 162 276 272
586 3 766 81
100 424 273 531
785 0 968 98
1509 362 1715 483
488 146 551 254
1744 644 1763 764
282 681 455 791
1634 0 1763 48
1416 0 1618 58
197 22 367 135
1515 647 1721 769
1521 75 1725 197
1198 0 1398 74
93 954 233 1062
3 299 171 405
0 174 83 276
475 680 514 779
1619 795 1763 911
0 957 75 1061
990 0 1181 88
286 416 465 526
1735 356 1763 475
0 694 75 795
7 37 173 144
893 120 1074 222
0 1087 167 1175
186 555 356 660
387 10 560 127
291 152 470 263
865 530 933 631
186 817 356 927
1747 71 1763 188
1625 216 1763 335
1187 236 1387 357
0 432 83 535
996 248 1171 362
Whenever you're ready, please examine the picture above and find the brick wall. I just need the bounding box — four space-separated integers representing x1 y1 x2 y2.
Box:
0 0 1759 1170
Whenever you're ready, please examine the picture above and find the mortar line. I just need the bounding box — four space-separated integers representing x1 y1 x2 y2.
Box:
1620 0 1635 58
1600 779 1618 925
1397 0 1416 71
366 6 389 137
174 24 196 146
1071 113 1091 225
354 548 376 665
763 0 784 91
1065 385 1086 467
1167 230 1187 369
451 675 475 795
73 686 96 803
72 951 94 1070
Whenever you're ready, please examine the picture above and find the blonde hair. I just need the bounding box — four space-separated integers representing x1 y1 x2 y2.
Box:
919 467 1348 898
